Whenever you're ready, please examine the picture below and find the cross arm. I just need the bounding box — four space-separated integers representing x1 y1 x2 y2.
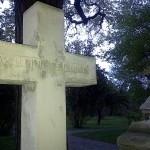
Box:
64 52 97 87
0 40 37 57
0 40 38 84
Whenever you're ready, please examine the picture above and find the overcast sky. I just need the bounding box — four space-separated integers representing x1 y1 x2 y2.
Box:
0 0 9 10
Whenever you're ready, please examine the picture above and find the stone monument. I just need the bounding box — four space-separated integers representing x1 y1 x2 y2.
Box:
117 96 150 150
0 2 97 150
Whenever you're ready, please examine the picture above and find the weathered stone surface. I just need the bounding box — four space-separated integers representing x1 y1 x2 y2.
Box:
64 52 96 87
0 1 97 150
128 120 150 134
0 42 96 86
117 132 150 150
117 95 150 150
140 96 150 114
22 2 96 150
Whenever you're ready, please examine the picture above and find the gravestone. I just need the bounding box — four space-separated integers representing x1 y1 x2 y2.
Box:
117 96 150 150
0 1 96 150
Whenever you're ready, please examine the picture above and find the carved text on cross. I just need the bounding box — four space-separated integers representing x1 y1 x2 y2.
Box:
0 53 89 74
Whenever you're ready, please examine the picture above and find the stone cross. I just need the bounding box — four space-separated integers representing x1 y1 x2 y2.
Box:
0 2 96 150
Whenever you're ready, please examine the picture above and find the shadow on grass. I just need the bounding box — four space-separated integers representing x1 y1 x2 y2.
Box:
0 136 16 150
67 116 128 130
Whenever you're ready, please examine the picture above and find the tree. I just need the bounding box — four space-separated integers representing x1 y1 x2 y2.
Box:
0 1 15 41
89 66 128 124
104 1 150 106
0 1 16 137
66 64 126 126
106 2 150 82
0 2 22 150
66 86 92 128
66 66 106 127
88 66 110 125
0 85 19 136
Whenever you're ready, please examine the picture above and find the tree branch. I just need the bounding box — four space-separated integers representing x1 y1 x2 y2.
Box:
65 0 106 26
0 0 4 3
74 0 88 24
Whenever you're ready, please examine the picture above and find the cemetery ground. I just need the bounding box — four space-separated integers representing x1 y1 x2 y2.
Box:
0 116 128 150
67 116 128 144
67 116 128 130
0 136 16 150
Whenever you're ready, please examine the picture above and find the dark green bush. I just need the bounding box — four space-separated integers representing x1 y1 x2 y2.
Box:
125 111 142 125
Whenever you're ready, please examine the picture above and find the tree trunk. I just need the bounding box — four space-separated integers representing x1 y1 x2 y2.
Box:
15 86 22 150
110 106 114 116
73 114 80 128
14 0 63 44
97 106 103 125
14 0 23 43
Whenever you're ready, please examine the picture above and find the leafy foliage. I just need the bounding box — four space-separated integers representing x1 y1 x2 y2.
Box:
0 1 16 136
104 1 150 106
0 85 17 136
66 65 128 128
125 111 143 125
0 1 15 42
0 136 16 150
106 3 150 80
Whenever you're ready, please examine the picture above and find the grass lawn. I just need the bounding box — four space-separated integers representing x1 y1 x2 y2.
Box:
0 136 16 150
0 116 127 149
67 116 128 145
67 116 128 130
73 128 127 144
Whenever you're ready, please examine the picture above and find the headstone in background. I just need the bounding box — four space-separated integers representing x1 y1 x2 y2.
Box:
117 96 150 150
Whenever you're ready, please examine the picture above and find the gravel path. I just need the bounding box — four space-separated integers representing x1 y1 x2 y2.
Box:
67 127 127 134
67 128 124 150
68 135 119 150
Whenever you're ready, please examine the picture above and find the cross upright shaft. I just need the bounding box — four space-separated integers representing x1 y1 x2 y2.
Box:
23 2 96 150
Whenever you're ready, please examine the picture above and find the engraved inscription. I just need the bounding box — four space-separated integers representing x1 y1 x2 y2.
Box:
66 77 96 85
0 55 13 67
63 63 89 74
0 55 26 67
0 53 89 74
